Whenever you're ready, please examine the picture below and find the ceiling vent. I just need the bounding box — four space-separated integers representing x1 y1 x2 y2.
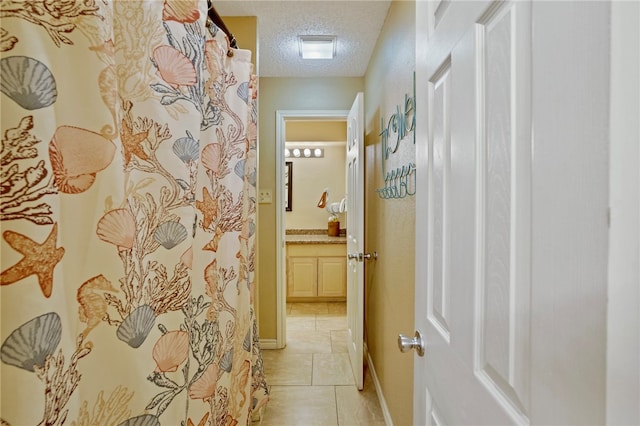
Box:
298 35 336 59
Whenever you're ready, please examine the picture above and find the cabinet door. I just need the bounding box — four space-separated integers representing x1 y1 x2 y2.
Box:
317 257 347 298
287 257 317 298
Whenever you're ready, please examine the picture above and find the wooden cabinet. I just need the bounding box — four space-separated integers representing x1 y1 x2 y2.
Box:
287 243 346 301
288 256 317 298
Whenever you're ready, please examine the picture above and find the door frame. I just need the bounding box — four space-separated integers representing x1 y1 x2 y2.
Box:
275 109 349 349
607 1 640 421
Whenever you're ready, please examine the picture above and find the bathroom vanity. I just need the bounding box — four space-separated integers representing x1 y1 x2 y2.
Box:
285 230 347 301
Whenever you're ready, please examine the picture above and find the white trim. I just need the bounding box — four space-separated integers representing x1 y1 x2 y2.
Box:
606 1 640 423
275 110 349 349
365 343 394 426
259 339 278 350
275 111 286 349
284 141 347 147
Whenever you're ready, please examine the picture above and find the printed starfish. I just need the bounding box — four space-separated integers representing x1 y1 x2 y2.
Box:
195 186 217 229
120 119 149 165
0 223 65 298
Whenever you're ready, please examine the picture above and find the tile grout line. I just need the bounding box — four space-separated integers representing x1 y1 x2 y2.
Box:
333 385 340 426
310 352 315 386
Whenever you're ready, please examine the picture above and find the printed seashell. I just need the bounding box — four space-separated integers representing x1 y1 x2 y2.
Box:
243 329 251 352
176 178 190 191
49 126 116 194
52 172 96 194
233 159 257 187
237 81 249 104
172 134 199 162
153 221 187 249
162 0 200 23
116 305 155 348
1 56 57 110
234 159 245 180
96 209 136 250
152 330 189 372
118 414 160 426
49 126 116 175
220 348 233 373
240 219 256 242
153 46 197 88
180 247 193 269
188 362 219 401
1 312 61 372
201 143 222 173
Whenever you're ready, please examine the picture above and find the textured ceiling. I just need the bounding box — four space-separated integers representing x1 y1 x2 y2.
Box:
214 1 392 77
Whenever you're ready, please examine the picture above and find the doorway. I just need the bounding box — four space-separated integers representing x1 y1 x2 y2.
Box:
275 110 349 349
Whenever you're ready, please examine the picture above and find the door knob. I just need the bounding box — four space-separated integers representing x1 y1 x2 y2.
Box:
360 252 377 261
398 330 425 356
347 252 378 262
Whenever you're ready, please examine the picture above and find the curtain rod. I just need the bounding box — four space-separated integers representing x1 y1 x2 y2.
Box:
207 1 238 49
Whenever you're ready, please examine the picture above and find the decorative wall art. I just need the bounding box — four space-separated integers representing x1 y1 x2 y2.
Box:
376 73 417 199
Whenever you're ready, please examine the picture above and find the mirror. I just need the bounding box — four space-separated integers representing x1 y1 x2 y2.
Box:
285 161 292 211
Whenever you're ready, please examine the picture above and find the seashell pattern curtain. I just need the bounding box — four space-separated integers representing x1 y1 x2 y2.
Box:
0 1 268 425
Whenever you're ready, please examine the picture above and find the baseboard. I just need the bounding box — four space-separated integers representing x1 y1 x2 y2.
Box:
260 338 277 350
365 343 394 426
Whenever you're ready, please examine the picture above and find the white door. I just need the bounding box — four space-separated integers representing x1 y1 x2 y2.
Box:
412 1 610 424
346 92 365 390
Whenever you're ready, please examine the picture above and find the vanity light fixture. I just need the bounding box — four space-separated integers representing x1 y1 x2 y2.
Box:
298 35 336 59
285 147 324 158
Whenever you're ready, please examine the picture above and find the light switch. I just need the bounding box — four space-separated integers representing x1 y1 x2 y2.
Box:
258 189 272 204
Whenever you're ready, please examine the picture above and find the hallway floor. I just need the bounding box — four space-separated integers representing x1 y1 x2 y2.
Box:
254 302 386 426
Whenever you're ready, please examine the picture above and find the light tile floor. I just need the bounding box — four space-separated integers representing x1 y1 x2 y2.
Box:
254 302 386 426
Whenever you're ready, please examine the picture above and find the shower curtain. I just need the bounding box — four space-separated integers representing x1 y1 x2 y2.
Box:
0 1 268 425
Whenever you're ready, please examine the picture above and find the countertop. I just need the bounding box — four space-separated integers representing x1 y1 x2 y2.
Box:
285 229 347 245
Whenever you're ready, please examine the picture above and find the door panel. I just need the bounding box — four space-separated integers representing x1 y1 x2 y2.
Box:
427 61 451 343
473 2 532 416
416 1 610 424
416 1 532 424
346 92 365 390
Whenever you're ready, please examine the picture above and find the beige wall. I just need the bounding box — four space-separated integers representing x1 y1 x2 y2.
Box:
222 16 257 73
364 1 416 425
286 121 348 229
286 121 347 141
257 78 364 339
252 2 416 423
285 144 347 230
